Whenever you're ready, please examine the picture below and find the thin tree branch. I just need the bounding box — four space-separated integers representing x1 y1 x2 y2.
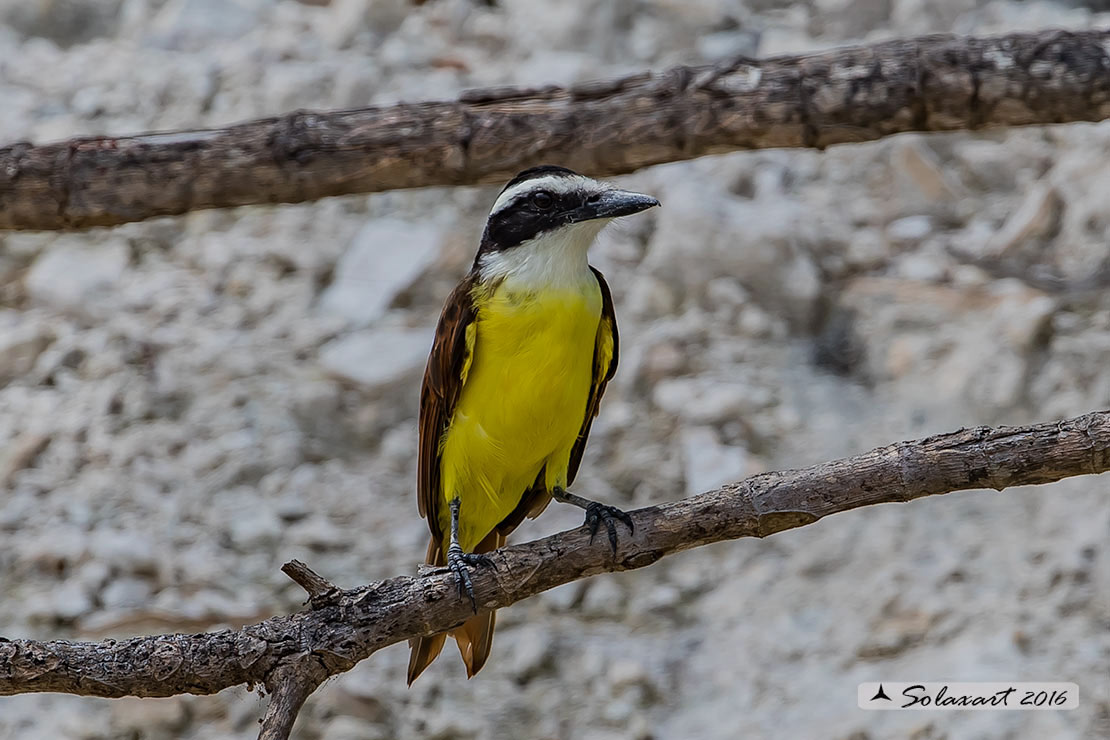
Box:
258 663 326 740
281 560 342 609
2 30 1109 231
1 410 1108 739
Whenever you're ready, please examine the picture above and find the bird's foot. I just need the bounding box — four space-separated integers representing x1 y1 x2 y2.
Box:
584 502 634 554
447 543 492 612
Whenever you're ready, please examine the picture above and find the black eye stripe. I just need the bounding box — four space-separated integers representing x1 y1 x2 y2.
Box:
507 189 574 214
482 188 589 251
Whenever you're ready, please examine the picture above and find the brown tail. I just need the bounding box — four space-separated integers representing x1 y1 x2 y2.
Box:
406 530 505 685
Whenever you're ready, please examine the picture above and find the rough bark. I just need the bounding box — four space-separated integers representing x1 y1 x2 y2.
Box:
2 30 1109 231
2 410 1109 739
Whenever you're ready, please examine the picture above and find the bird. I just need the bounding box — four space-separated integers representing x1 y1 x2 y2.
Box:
407 165 659 684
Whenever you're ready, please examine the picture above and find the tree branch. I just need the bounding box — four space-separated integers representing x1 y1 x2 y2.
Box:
3 30 1109 231
1 410 1109 738
258 662 325 740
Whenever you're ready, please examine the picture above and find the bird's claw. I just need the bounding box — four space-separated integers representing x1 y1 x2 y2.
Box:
584 502 634 554
447 543 491 612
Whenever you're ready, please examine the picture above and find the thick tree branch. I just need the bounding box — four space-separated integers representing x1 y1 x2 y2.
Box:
1 410 1109 739
2 30 1109 231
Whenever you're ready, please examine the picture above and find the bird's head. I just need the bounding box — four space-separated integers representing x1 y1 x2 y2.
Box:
475 166 659 279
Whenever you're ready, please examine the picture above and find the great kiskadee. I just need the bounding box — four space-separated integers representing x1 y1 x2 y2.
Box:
407 166 659 684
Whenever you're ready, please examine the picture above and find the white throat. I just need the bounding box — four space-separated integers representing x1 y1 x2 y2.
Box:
478 220 605 288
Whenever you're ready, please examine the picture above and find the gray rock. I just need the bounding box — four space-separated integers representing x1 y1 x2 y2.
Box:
288 515 350 551
110 696 189 738
892 248 949 282
696 30 760 62
580 577 627 620
644 181 824 327
88 530 158 575
885 214 934 244
51 579 95 622
74 559 110 593
505 624 554 682
25 241 128 318
540 580 586 611
892 137 965 206
320 716 388 740
227 507 284 552
319 218 445 327
274 491 312 523
680 426 752 495
146 0 265 50
100 577 153 609
985 182 1061 257
325 0 409 47
0 432 51 487
834 276 1056 418
812 0 896 39
0 0 124 46
319 327 433 391
653 377 773 426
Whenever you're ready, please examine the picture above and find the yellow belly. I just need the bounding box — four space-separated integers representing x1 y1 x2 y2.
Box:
439 281 602 551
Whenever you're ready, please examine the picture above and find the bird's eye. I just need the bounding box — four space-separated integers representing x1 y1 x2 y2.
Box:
530 191 554 210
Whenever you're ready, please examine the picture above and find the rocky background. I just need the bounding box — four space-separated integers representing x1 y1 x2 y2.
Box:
1 0 1109 738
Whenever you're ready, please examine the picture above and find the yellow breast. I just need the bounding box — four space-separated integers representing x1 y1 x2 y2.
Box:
439 278 602 550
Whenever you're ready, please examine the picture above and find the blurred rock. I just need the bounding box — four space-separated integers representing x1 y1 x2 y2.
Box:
540 580 585 611
110 697 190 739
319 218 445 327
885 215 933 245
326 0 408 47
953 137 1023 193
0 432 51 486
0 0 124 46
318 327 432 391
47 579 94 622
623 275 680 321
812 0 895 39
147 0 265 50
321 716 389 740
890 0 980 34
580 577 627 619
985 181 1061 257
227 507 283 551
25 241 128 318
857 605 938 659
680 426 751 495
653 377 773 426
696 30 760 62
834 276 1056 416
892 137 964 206
288 515 351 550
0 313 52 386
506 624 555 682
88 530 158 575
328 665 393 724
100 576 153 609
645 182 824 327
891 248 949 282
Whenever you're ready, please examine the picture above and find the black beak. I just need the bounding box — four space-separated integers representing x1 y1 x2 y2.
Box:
573 189 660 222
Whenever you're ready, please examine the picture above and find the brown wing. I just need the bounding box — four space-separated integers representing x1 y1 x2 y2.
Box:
567 266 619 485
495 266 619 535
417 273 478 545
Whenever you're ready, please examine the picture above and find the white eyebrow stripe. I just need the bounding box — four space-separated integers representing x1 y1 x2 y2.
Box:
489 173 605 215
